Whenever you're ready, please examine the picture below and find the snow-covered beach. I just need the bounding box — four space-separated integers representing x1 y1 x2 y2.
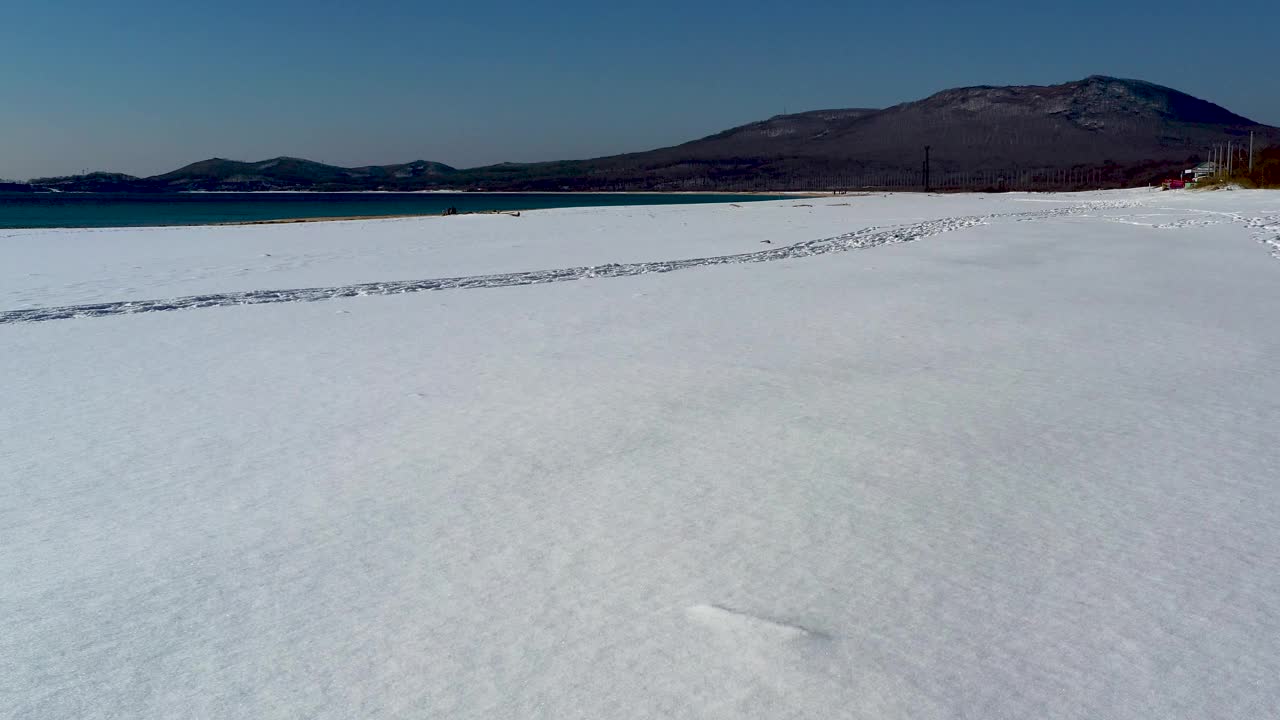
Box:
3 189 1280 718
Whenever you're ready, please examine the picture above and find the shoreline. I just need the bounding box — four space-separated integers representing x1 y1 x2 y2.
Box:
180 190 819 195
5 189 822 197
1 193 828 230
213 210 525 226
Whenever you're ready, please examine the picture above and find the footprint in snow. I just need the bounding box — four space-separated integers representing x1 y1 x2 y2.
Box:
686 604 827 644
686 604 845 687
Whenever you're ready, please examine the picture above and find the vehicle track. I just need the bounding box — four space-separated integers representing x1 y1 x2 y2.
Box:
0 205 1118 325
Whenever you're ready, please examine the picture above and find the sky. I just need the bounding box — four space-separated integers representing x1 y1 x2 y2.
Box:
2 0 1277 180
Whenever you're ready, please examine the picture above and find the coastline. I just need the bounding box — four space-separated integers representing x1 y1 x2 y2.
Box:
174 189 826 196
213 210 523 226
0 191 819 230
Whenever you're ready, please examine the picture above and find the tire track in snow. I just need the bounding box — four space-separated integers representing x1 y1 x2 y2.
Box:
0 207 1087 325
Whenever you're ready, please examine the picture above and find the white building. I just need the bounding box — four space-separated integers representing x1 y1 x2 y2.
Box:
1184 162 1218 181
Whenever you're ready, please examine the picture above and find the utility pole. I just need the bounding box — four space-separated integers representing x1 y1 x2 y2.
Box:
1250 131 1254 172
923 145 931 192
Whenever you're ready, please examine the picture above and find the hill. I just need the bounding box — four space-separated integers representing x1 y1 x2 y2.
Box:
488 75 1275 191
28 172 154 193
151 157 457 191
29 76 1279 192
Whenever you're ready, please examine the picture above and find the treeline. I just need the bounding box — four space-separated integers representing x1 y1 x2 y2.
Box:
530 163 1178 193
1226 144 1280 188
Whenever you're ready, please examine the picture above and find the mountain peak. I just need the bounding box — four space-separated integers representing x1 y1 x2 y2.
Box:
907 76 1257 127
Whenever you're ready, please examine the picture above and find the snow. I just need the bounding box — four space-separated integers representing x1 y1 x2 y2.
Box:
3 189 1280 718
0 194 1092 312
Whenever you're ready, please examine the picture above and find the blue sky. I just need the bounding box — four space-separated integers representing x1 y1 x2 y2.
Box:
2 0 1277 179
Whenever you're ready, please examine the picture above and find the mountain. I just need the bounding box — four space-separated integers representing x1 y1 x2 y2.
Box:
151 157 457 191
497 75 1274 190
27 172 153 192
27 76 1278 192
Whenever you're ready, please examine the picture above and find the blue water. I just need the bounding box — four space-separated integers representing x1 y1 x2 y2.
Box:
0 192 788 229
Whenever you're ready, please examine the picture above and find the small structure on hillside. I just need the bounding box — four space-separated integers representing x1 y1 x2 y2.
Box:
1184 162 1218 183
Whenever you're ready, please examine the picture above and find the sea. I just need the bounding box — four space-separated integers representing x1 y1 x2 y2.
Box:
0 192 789 229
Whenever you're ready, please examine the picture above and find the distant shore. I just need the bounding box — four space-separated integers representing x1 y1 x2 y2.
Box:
178 190 825 196
4 189 823 196
213 211 522 226
0 190 811 230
